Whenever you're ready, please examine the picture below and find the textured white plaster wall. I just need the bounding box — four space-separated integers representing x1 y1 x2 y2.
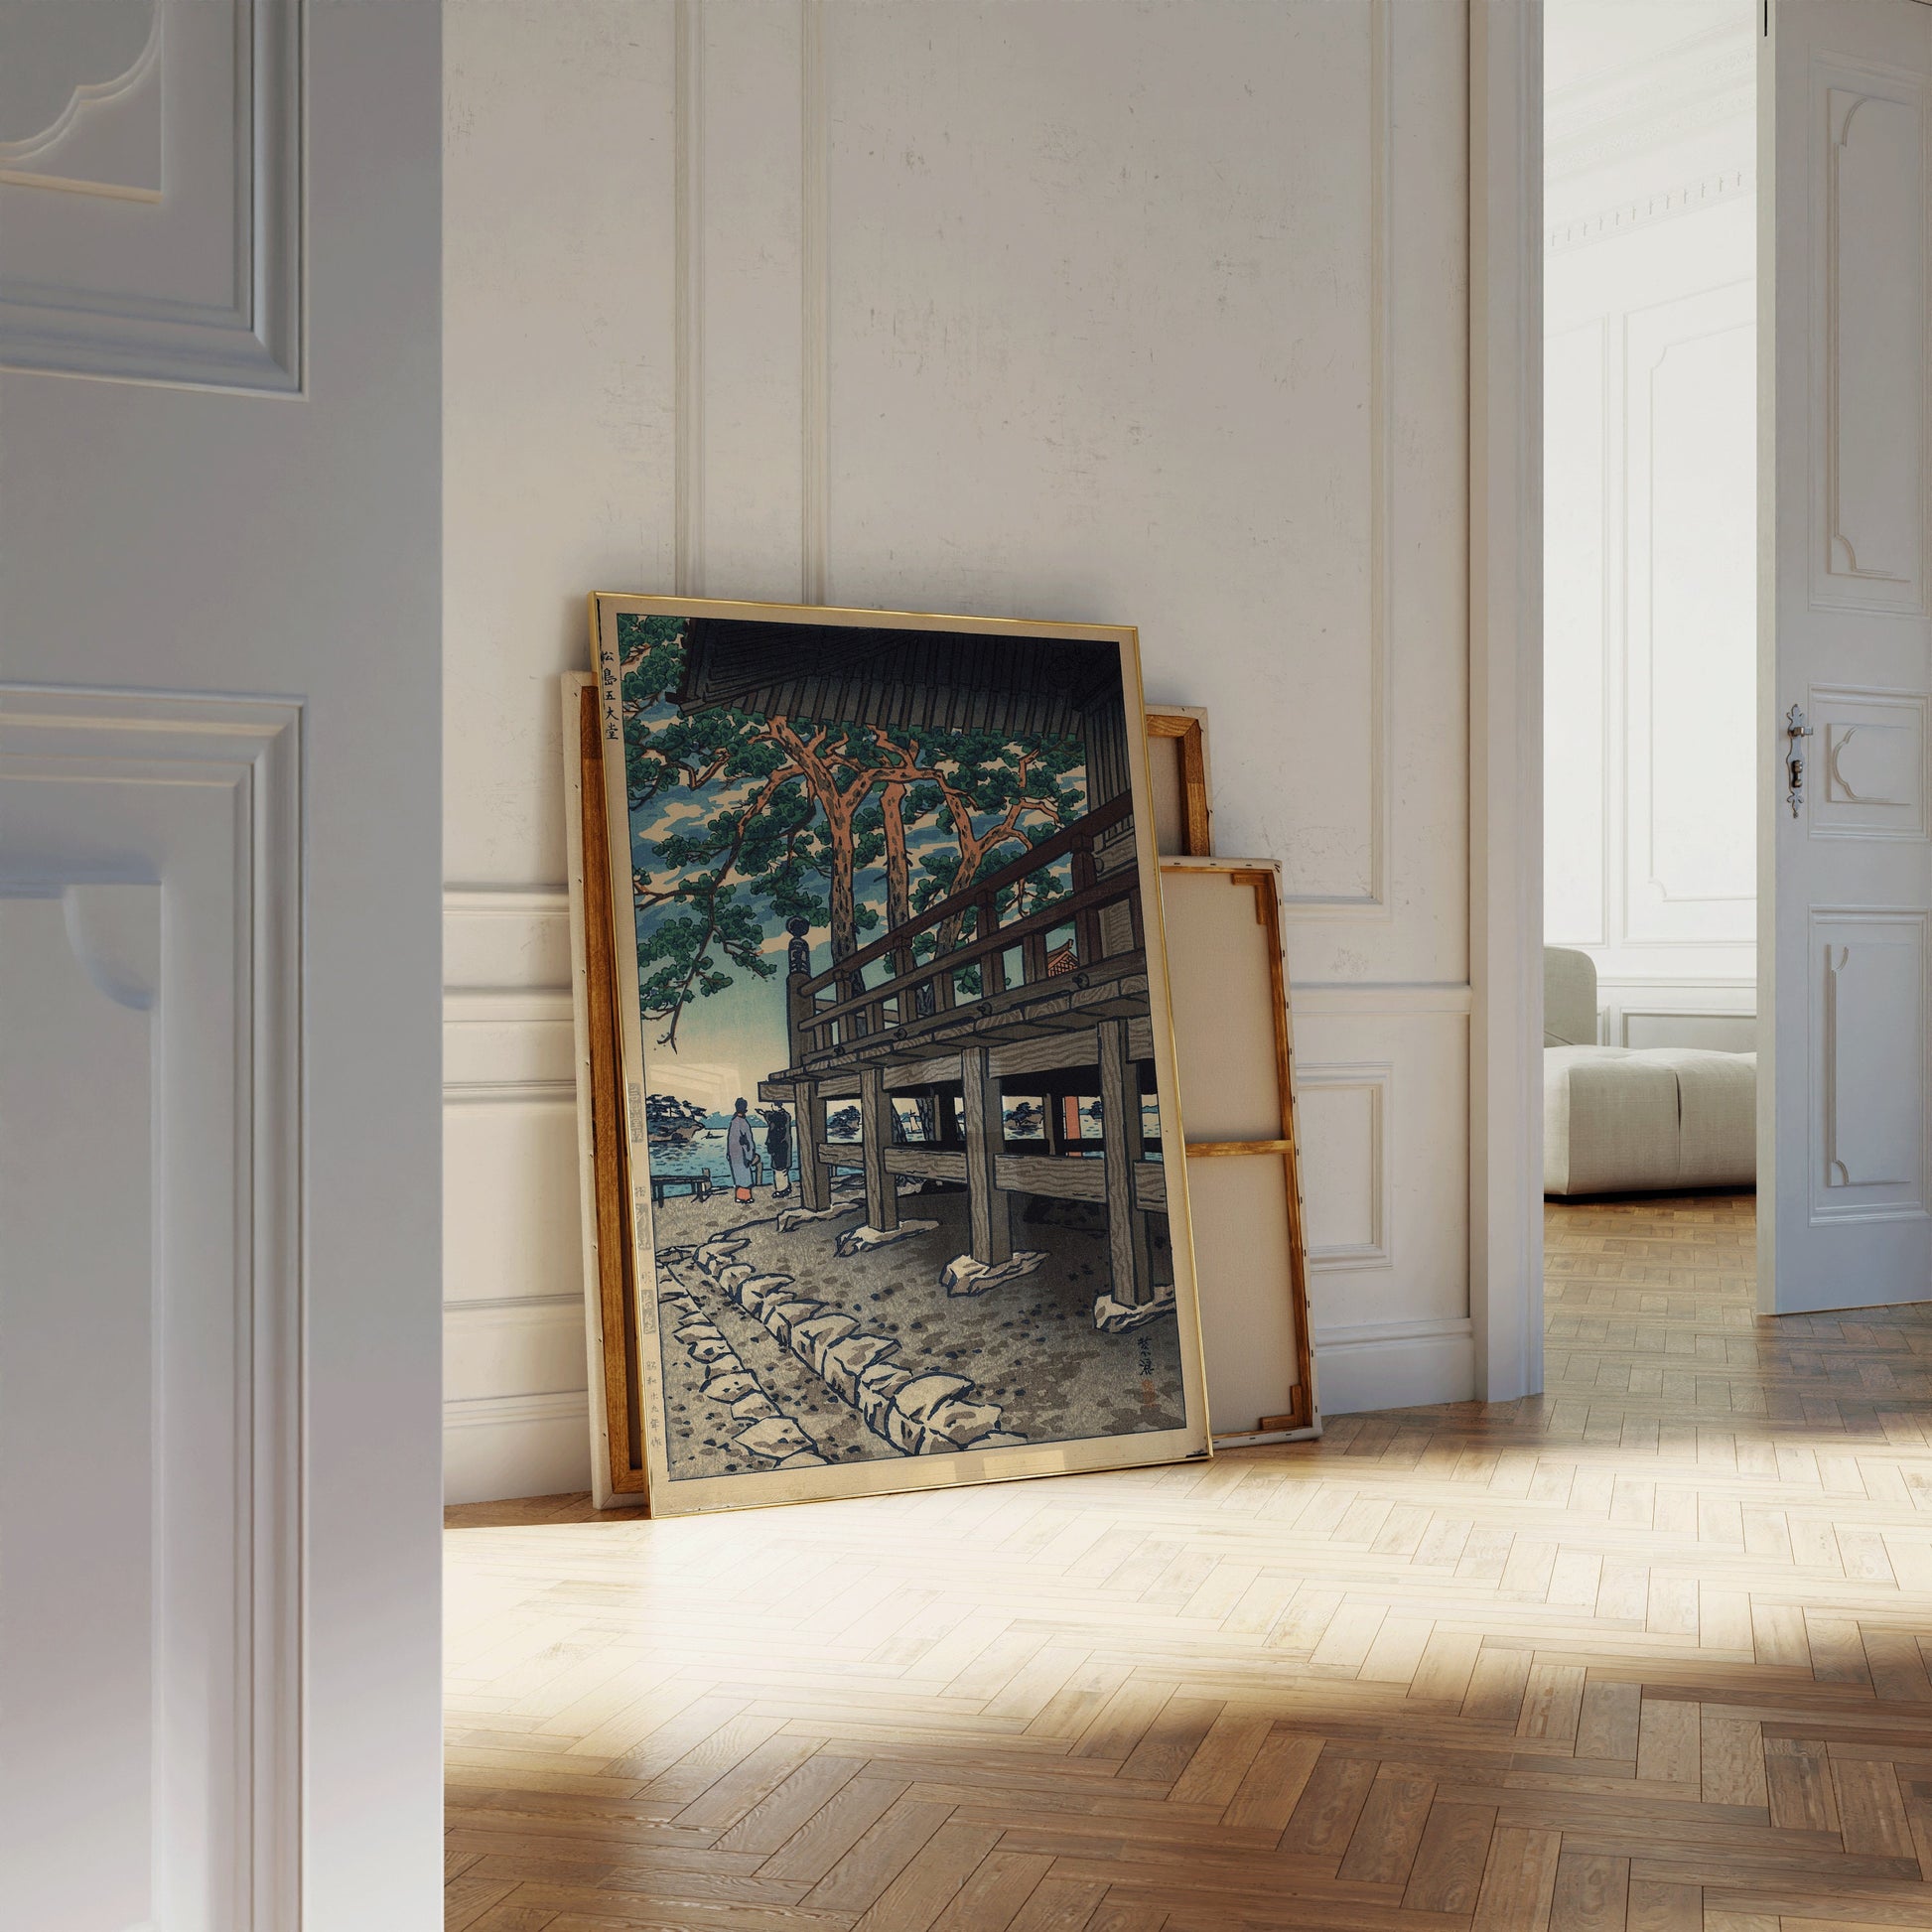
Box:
443 0 1473 1500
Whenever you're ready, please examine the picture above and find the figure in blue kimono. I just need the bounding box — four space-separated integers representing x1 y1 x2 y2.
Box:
726 1096 758 1204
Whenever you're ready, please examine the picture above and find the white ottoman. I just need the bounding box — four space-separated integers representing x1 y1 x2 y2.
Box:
1545 1046 1756 1196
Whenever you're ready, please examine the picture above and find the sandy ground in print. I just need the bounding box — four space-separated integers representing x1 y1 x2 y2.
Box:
651 1180 1184 1481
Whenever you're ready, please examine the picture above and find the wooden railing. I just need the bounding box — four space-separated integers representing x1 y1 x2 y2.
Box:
786 795 1141 1066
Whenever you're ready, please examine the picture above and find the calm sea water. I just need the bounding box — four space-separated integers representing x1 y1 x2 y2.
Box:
644 1116 802 1182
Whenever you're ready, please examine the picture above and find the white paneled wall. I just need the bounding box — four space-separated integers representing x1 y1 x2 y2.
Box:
444 0 1473 1502
1543 0 1759 1047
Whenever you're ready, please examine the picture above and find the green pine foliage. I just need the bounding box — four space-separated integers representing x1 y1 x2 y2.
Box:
615 614 1086 1048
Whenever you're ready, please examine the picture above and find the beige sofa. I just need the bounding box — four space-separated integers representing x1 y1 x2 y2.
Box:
1543 947 1755 1196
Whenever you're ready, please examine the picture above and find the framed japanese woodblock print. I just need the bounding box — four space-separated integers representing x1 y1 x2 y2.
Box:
589 595 1210 1514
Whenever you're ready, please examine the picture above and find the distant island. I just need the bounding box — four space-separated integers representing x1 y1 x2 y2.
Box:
644 1094 711 1146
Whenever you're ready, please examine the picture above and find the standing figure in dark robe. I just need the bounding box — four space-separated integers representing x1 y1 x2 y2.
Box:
726 1096 758 1204
761 1105 793 1198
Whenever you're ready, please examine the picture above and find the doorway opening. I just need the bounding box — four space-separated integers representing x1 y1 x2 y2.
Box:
1541 1 1760 1249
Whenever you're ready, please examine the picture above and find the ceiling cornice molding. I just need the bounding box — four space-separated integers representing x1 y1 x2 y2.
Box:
1547 166 1754 255
1546 20 1754 182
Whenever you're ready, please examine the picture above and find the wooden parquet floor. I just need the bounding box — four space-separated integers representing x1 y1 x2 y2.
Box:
446 1195 1932 1932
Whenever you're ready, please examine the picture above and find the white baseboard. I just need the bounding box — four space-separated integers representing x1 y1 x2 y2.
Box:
1312 1314 1475 1414
443 1392 593 1505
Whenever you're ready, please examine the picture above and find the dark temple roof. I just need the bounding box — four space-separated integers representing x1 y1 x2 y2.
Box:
674 619 1123 741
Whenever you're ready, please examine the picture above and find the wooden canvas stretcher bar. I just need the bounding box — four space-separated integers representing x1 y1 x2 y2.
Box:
1161 856 1319 1441
563 677 650 1503
1144 703 1213 857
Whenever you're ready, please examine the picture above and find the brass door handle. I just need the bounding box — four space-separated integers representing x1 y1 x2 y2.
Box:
1786 704 1814 817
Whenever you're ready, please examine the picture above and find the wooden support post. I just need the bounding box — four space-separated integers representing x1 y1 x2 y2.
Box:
958 1045 1012 1266
798 1083 830 1211
859 1064 897 1231
1097 1019 1154 1306
1072 842 1101 965
977 897 1007 995
786 972 815 1064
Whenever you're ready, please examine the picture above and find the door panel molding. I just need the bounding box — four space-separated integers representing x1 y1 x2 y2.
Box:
1812 57 1931 616
0 686 302 1926
1809 682 1932 840
1810 904 1931 1221
0 0 303 392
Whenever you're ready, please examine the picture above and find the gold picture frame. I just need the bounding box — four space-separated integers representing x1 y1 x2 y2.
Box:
582 596 1211 1515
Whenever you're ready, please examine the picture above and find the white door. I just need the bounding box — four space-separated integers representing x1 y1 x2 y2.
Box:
0 2 443 1921
1763 0 1932 1313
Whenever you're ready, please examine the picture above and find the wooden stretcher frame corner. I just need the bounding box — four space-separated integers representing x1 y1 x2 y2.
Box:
1144 703 1214 858
1161 855 1320 1444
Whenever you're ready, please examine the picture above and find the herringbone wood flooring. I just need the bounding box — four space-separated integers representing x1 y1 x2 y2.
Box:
446 1195 1932 1931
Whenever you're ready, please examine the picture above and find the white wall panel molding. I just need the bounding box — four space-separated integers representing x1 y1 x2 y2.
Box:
684 0 823 609
674 0 706 597
1591 972 1757 1055
446 1075 577 1109
1623 278 1756 943
1312 1315 1475 1416
1611 1005 1757 1053
445 1393 595 1508
443 873 588 1496
1282 0 1394 924
1296 1061 1394 1271
442 0 675 893
799 0 829 607
0 0 302 391
445 885 573 994
445 1297 586 1410
447 986 574 1026
1293 981 1472 1017
0 684 301 1926
447 1391 590 1431
446 1292 583 1320
1543 315 1609 949
1297 1006 1467 1401
1812 61 1931 619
